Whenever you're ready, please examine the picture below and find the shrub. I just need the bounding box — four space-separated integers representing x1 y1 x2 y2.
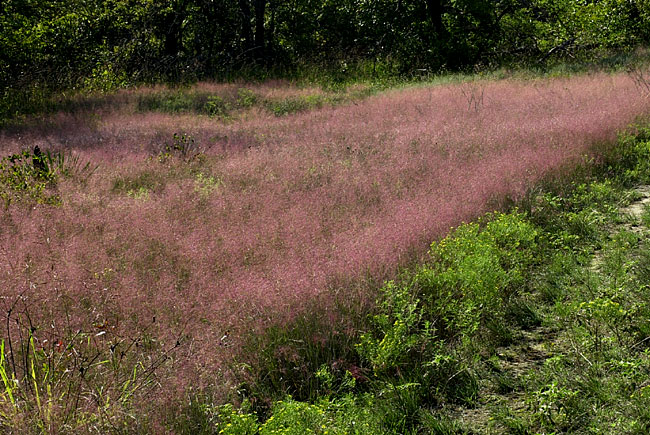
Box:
0 150 57 207
236 88 258 108
204 96 231 118
358 212 538 378
214 395 381 435
0 148 94 207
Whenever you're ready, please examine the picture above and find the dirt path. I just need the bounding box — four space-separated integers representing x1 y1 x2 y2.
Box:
451 184 650 433
621 185 650 227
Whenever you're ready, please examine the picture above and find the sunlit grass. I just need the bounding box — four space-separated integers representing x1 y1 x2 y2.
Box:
1 69 650 429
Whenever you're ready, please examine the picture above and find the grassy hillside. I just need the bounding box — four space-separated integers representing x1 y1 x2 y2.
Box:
1 69 650 432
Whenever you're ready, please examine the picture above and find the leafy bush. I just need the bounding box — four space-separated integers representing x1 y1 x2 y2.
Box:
0 150 57 207
358 212 538 377
236 88 258 108
215 402 259 435
213 395 381 435
204 96 231 118
0 148 95 207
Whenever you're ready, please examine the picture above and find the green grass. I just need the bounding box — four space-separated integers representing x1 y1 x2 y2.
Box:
135 86 378 118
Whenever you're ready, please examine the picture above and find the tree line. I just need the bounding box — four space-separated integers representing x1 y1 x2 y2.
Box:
1 0 649 92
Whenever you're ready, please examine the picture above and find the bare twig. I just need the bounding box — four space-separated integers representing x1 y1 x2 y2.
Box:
627 64 650 97
460 82 485 112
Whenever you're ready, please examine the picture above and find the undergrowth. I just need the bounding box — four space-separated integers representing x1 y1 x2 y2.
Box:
0 147 96 208
0 298 181 433
135 86 377 119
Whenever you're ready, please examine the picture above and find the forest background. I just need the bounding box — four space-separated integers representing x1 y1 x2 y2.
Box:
2 0 650 107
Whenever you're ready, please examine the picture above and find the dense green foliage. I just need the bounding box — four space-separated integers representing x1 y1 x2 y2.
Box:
2 0 649 123
0 146 97 208
2 0 648 94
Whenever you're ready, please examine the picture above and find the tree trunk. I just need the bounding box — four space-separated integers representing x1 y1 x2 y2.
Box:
238 0 254 54
424 0 445 35
254 0 267 61
163 2 184 58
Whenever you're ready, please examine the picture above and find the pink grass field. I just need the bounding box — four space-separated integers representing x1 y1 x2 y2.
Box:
1 72 650 404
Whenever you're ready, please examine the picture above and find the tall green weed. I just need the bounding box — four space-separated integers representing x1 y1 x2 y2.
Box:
0 148 96 208
358 212 538 376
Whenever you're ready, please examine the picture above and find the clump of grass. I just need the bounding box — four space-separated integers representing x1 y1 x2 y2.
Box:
642 203 650 227
157 133 201 163
112 170 165 197
136 88 262 119
0 299 181 432
137 91 213 115
236 301 367 413
194 172 223 198
265 95 324 116
0 147 95 208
